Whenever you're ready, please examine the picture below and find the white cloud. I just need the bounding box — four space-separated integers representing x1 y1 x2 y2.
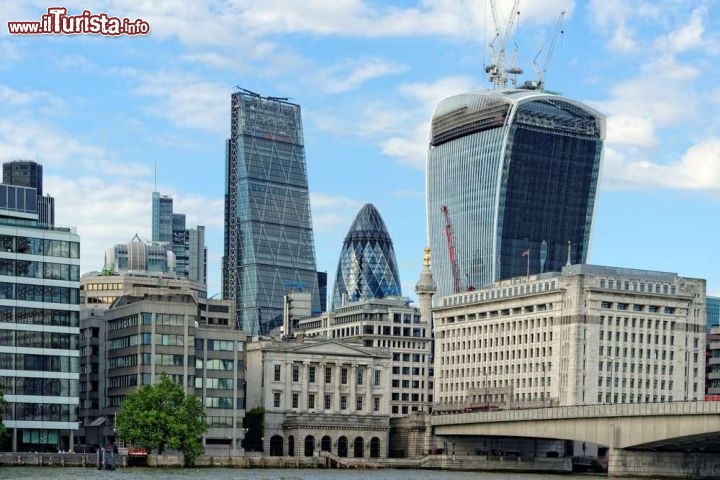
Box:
601 138 720 191
133 72 228 134
653 6 706 54
317 59 408 94
309 192 362 232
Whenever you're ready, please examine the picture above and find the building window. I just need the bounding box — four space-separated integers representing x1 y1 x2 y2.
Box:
324 394 332 410
325 367 332 384
308 393 315 409
357 368 364 385
292 365 299 382
309 366 316 383
273 392 281 408
292 392 299 409
373 397 380 412
274 364 281 382
340 395 347 410
341 368 348 385
356 396 363 411
374 370 381 386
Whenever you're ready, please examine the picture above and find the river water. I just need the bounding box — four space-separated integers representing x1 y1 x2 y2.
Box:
0 468 640 480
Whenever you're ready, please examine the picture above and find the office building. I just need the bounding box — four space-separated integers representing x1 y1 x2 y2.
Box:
77 286 242 454
316 271 327 313
3 160 55 226
426 90 605 297
707 296 720 330
331 203 401 310
245 338 391 458
224 90 320 335
103 234 175 275
151 192 206 284
0 184 80 452
433 264 706 410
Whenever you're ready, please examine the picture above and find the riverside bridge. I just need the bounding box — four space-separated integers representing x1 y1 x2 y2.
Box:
431 401 720 478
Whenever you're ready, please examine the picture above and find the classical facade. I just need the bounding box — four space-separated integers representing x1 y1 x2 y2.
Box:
427 89 605 297
296 297 433 417
245 338 391 458
433 264 706 410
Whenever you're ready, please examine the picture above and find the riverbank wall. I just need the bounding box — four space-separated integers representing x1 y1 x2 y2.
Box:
0 452 572 474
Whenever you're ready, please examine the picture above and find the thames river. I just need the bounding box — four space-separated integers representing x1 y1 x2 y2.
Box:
0 468 639 480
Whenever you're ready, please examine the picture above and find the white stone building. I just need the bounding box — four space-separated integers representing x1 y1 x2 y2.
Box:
245 338 392 458
433 264 706 410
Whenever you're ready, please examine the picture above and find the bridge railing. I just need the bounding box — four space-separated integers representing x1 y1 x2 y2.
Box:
431 401 720 426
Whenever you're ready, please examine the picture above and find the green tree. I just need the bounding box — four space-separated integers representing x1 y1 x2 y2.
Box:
116 373 207 466
241 407 264 452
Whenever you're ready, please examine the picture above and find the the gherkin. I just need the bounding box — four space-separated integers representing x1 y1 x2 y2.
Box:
332 204 401 310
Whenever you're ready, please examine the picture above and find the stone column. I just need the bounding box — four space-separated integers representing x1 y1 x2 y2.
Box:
319 362 326 410
285 360 292 410
334 362 342 412
350 365 357 412
301 361 309 410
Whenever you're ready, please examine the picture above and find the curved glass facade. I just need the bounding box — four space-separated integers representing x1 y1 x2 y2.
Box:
332 204 401 310
427 89 605 299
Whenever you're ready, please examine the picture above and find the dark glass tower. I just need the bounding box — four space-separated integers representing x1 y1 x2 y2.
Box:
2 160 54 226
332 203 402 309
427 89 605 298
224 90 320 335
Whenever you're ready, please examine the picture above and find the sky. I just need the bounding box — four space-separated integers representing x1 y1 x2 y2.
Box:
1 0 719 301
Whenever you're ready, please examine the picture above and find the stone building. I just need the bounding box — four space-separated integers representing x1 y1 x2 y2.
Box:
433 264 706 410
245 338 392 458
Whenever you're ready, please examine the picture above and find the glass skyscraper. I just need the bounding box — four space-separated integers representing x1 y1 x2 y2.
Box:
223 90 319 335
331 203 401 310
151 192 206 284
427 89 605 298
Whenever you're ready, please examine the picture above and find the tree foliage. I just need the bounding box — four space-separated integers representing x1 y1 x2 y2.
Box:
116 373 207 466
241 407 264 452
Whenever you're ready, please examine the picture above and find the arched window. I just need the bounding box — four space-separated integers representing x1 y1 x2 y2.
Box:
353 437 364 458
321 435 331 453
304 435 315 457
337 436 348 457
288 435 295 457
269 435 283 456
370 437 380 458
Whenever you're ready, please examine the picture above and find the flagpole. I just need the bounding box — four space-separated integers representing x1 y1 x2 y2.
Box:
526 251 530 277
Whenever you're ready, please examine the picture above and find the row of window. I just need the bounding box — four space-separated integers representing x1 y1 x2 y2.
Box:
4 403 77 422
0 376 78 397
601 302 676 314
0 259 80 281
0 283 79 304
440 316 554 337
204 397 244 409
0 307 79 327
195 377 234 389
274 364 381 386
273 391 382 412
84 283 123 291
598 278 676 295
0 330 78 350
0 235 80 259
0 353 79 372
443 281 558 307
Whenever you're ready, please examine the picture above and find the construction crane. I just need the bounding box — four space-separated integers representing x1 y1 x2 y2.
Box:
440 205 463 294
485 0 521 89
526 11 566 90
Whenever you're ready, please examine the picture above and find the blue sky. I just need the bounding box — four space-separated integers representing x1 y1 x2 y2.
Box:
1 0 719 300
